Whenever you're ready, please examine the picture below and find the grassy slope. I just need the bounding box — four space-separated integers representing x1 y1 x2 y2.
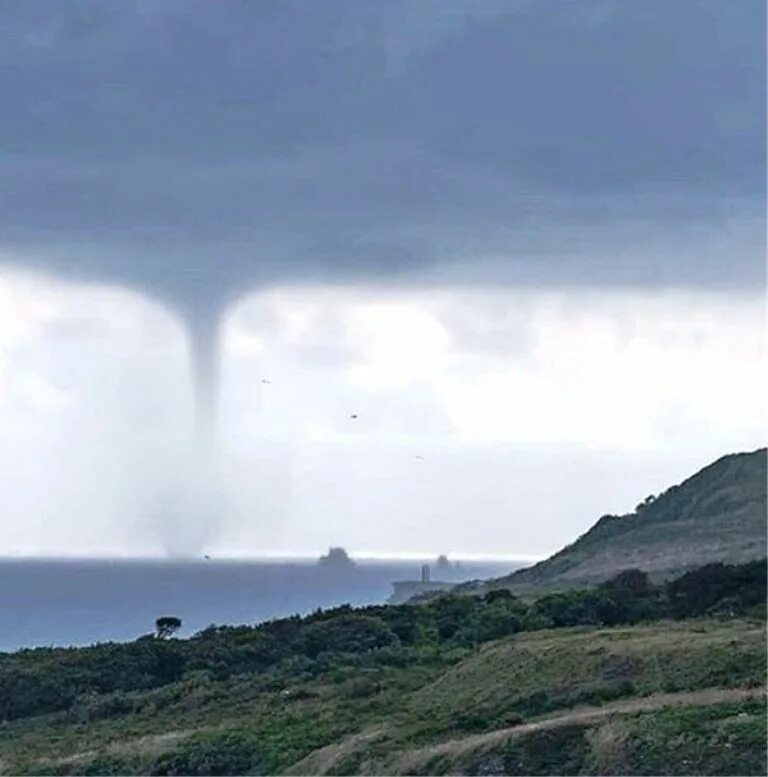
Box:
398 695 767 777
1 618 764 776
480 448 767 595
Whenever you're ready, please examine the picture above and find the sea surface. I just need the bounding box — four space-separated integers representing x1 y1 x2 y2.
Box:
0 558 523 653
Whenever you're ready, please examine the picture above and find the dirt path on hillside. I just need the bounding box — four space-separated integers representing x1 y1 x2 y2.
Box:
390 687 766 775
283 725 390 776
21 687 765 776
32 729 193 770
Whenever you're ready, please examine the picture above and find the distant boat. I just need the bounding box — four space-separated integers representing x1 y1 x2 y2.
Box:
317 547 356 569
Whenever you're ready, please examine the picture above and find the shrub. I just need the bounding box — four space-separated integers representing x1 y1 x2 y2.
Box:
150 730 264 776
667 560 767 618
294 616 399 658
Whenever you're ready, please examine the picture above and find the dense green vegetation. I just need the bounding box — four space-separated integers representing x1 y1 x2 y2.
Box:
0 559 764 775
0 560 763 726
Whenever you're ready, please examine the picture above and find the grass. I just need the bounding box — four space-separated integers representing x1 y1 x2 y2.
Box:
452 699 768 777
400 618 766 742
618 699 768 775
0 618 764 776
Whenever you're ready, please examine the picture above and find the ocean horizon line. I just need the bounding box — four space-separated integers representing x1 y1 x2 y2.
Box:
0 551 544 564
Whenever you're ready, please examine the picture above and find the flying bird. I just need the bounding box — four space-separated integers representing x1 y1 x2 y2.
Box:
414 455 425 461
349 414 358 419
261 379 271 385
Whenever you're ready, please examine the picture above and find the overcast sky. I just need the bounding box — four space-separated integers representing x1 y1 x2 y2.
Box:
0 1 764 558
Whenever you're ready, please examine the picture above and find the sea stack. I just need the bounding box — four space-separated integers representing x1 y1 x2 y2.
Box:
318 547 356 570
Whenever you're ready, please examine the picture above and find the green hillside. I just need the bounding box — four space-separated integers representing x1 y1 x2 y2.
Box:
0 560 764 776
0 618 763 776
482 448 767 594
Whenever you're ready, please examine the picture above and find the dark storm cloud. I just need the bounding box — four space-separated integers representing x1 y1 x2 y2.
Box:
0 0 764 315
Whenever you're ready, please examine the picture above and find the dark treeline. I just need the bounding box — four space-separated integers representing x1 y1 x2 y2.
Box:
0 559 764 723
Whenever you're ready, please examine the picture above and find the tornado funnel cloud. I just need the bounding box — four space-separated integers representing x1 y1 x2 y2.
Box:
186 311 222 445
143 301 229 558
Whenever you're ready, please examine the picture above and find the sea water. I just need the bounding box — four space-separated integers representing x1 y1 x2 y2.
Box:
0 558 522 652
